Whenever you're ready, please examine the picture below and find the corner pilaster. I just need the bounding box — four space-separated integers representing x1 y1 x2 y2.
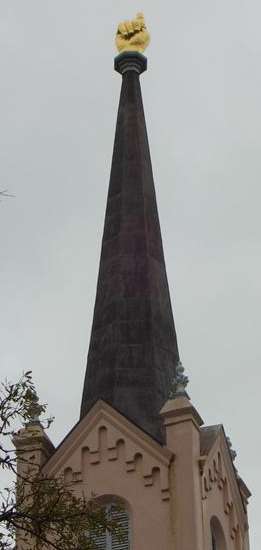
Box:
13 421 55 479
160 395 204 550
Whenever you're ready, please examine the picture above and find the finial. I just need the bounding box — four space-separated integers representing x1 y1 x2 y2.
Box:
25 390 43 425
115 13 150 53
169 361 189 399
226 436 237 462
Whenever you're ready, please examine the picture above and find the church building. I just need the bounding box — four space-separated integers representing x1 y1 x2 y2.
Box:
14 15 251 550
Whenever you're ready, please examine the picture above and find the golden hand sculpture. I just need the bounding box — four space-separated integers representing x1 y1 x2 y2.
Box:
115 13 150 54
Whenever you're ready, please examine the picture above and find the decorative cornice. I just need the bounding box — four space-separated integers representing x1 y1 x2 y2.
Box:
114 51 147 75
43 400 172 476
160 396 204 429
50 411 172 501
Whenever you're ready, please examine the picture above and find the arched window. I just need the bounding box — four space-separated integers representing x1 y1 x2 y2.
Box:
210 516 227 550
91 501 130 550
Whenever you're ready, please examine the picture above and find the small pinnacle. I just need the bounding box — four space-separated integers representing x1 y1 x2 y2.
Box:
169 361 189 399
25 391 42 426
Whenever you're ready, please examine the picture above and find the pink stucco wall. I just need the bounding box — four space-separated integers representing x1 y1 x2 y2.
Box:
14 398 250 550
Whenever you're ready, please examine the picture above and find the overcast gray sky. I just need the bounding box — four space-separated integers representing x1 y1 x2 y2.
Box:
0 1 260 547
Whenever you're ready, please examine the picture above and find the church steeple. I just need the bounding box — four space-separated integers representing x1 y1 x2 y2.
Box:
80 51 179 442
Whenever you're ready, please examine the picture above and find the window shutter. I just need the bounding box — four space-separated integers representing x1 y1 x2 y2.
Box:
90 529 107 550
89 503 130 550
111 506 129 550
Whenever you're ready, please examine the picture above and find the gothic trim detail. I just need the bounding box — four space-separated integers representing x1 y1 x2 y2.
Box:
200 429 248 541
43 401 172 502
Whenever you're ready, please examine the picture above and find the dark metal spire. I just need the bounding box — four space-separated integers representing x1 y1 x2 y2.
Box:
80 52 179 442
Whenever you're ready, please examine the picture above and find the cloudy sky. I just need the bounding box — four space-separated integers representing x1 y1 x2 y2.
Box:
1 1 260 547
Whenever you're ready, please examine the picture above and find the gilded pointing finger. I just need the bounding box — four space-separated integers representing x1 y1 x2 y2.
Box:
115 13 150 53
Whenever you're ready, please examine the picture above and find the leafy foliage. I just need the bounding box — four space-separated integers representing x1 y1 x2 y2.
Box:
0 372 47 473
0 190 14 201
0 373 120 550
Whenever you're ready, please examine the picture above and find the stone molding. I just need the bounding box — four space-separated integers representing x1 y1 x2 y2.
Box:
43 400 173 501
200 429 248 541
